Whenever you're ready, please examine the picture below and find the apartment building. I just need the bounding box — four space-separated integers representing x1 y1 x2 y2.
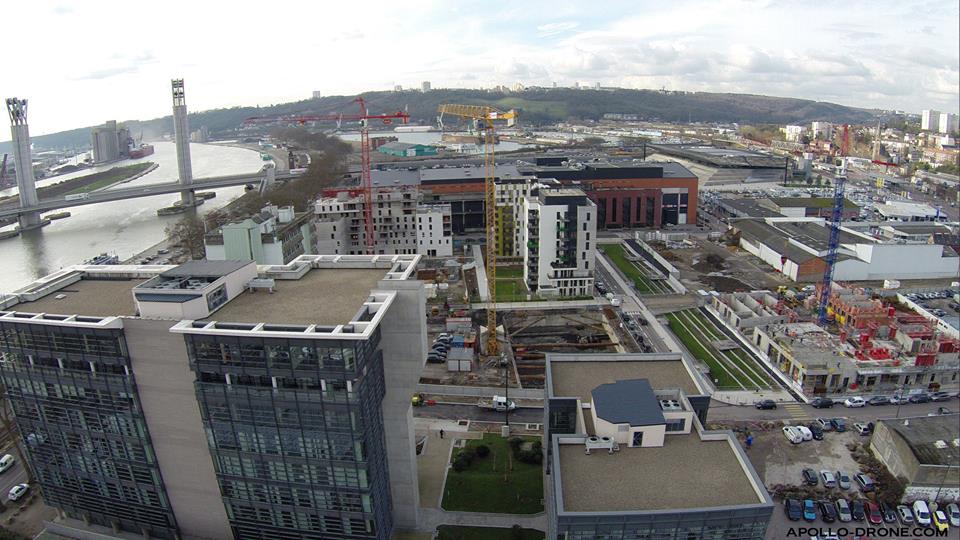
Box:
922 109 942 132
314 189 421 255
0 256 425 540
522 188 596 297
545 353 772 540
416 204 453 257
205 205 316 265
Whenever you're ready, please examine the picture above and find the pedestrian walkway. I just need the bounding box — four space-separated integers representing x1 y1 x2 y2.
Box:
782 402 810 421
417 431 454 509
417 507 546 533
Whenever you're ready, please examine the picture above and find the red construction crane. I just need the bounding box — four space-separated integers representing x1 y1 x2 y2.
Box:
243 98 409 253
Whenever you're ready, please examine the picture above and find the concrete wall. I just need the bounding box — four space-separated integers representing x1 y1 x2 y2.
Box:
123 318 231 540
375 278 426 531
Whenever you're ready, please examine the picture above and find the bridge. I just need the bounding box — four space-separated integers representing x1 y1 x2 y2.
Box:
0 169 304 220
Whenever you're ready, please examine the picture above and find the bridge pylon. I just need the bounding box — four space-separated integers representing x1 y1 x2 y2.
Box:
171 79 196 207
6 98 47 231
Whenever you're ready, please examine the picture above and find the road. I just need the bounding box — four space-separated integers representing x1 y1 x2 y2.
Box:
708 397 958 423
0 453 30 504
415 403 543 424
595 251 670 353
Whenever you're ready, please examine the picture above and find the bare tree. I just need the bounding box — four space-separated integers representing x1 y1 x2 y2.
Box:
0 384 34 486
164 214 206 260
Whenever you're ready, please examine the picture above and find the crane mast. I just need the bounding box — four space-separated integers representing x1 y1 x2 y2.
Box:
817 124 851 326
436 104 517 355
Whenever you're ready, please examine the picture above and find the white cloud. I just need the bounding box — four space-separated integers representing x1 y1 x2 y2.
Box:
2 0 957 141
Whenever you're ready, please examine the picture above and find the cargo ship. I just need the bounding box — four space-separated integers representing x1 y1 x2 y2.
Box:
129 144 155 159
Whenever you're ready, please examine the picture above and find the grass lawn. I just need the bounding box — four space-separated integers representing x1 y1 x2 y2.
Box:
666 312 741 389
496 266 524 279
442 433 544 514
494 279 527 302
599 244 655 293
66 162 155 194
436 526 544 540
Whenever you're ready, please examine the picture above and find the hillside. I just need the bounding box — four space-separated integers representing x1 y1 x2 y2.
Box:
2 88 883 153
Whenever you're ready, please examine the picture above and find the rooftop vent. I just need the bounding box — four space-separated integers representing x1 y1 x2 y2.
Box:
659 399 682 411
934 440 947 449
584 436 619 455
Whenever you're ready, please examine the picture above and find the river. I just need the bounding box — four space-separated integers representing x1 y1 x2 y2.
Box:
0 141 263 290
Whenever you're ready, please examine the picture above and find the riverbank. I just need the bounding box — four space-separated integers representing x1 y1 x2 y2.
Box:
0 162 157 207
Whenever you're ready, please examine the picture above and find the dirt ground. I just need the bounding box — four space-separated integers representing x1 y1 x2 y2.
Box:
654 238 792 292
2 494 58 537
746 424 864 489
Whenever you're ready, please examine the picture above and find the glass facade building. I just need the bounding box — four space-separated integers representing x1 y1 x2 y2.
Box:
0 322 178 539
186 331 393 539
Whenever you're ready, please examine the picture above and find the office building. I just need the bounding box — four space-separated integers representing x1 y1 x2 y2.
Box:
204 205 317 265
545 353 773 540
939 112 959 134
420 81 431 92
922 109 942 131
870 414 959 501
0 255 425 539
522 188 596 297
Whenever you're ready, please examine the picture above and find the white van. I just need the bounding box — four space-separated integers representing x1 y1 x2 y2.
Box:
782 426 803 444
913 500 932 526
0 454 14 473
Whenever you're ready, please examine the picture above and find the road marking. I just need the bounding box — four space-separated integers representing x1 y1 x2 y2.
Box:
782 403 810 421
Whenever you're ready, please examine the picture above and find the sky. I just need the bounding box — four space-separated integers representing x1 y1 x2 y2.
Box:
2 0 958 141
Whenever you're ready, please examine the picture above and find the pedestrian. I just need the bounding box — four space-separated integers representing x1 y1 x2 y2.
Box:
439 429 444 439
746 434 753 449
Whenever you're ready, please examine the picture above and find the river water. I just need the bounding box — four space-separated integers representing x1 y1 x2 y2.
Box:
0 141 263 290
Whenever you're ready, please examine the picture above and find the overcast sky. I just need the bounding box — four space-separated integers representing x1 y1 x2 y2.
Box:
2 0 958 141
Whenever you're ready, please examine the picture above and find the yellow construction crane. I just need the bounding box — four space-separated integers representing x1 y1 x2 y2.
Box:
437 104 517 356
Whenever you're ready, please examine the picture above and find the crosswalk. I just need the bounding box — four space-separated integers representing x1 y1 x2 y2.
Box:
782 402 810 421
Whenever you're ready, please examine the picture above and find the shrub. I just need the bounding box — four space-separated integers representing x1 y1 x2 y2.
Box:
508 437 524 452
511 525 523 540
517 448 543 465
460 447 477 461
475 444 490 458
452 454 471 472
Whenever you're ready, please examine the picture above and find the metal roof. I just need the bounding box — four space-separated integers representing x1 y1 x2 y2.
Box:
591 378 666 426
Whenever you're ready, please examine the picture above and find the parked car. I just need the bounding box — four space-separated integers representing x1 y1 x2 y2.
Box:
930 391 953 402
947 503 960 527
820 470 836 488
784 498 802 521
836 471 852 490
7 484 28 502
808 424 824 440
889 394 909 405
897 504 914 525
803 499 817 522
844 397 867 408
754 399 777 410
796 426 813 442
909 393 931 404
836 499 853 522
802 468 819 486
880 501 897 523
819 500 838 523
867 395 890 406
854 473 875 492
811 397 835 408
933 509 950 532
830 418 847 432
854 422 873 436
782 426 803 444
851 500 866 522
866 501 883 525
0 455 13 474
816 417 834 431
913 500 932 527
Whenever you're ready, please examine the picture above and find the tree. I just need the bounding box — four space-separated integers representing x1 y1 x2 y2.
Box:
581 136 606 147
165 214 206 260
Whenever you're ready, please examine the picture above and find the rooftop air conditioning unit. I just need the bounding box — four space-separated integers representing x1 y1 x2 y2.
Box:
584 435 618 455
659 399 682 411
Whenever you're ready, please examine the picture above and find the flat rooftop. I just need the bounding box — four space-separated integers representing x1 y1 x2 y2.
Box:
12 278 139 317
884 413 960 466
206 268 386 326
550 359 701 399
558 435 761 512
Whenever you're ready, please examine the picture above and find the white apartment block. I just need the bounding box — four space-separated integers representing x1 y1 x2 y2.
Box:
811 121 833 139
939 112 958 134
495 177 557 257
783 125 804 142
522 188 597 297
921 109 941 131
416 204 453 257
314 189 452 256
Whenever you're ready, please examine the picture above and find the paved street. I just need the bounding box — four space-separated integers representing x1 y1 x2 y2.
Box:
0 453 30 507
415 403 544 424
708 397 958 424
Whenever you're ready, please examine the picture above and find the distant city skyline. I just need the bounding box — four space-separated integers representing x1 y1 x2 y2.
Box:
3 0 959 141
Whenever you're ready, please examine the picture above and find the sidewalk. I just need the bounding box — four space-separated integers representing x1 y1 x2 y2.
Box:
417 508 546 533
417 430 453 509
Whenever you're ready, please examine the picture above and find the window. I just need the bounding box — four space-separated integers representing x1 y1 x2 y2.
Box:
666 418 686 432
